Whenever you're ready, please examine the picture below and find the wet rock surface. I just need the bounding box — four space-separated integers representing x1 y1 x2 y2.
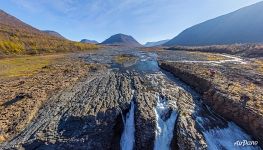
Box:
0 72 163 149
0 48 261 149
159 59 263 148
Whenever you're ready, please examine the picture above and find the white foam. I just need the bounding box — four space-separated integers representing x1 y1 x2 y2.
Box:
202 122 260 150
154 95 178 150
166 54 247 64
120 101 135 150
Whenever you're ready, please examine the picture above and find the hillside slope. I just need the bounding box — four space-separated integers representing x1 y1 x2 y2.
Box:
80 39 98 44
0 10 97 55
101 33 142 47
164 1 263 46
42 30 66 39
145 39 170 47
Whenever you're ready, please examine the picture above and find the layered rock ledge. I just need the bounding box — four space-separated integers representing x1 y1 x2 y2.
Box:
0 68 208 149
159 60 263 147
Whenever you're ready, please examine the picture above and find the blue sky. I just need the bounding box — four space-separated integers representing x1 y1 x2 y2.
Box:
1 0 262 43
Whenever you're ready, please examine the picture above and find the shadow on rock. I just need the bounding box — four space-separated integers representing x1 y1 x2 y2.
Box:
57 115 97 138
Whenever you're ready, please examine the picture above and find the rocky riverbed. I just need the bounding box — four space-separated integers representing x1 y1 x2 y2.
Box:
0 48 262 149
159 57 263 148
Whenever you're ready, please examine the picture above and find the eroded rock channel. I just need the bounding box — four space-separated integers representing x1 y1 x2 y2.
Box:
1 49 261 150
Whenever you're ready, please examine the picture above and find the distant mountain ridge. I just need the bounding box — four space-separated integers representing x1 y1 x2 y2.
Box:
0 10 97 55
145 39 170 47
42 30 66 39
80 39 98 44
101 33 142 47
164 1 263 46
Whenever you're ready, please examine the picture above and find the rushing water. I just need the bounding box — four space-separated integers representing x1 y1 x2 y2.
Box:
120 100 135 150
154 94 178 150
85 49 260 149
163 70 261 150
204 123 259 150
164 70 260 150
196 117 260 150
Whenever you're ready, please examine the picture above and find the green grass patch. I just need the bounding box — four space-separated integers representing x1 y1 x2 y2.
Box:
113 54 137 64
206 54 228 61
188 52 228 61
0 55 62 77
254 60 263 74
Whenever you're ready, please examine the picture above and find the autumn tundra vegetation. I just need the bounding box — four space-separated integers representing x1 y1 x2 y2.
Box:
0 10 98 56
1 1 263 149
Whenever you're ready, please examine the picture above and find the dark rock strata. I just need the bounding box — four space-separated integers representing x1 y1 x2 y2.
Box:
2 72 134 149
159 61 263 147
0 67 210 149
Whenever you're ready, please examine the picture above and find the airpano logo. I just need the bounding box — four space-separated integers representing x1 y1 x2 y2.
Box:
234 140 258 146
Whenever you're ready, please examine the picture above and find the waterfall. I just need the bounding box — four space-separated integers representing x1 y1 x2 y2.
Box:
196 117 260 150
120 100 135 150
204 122 260 150
154 94 178 150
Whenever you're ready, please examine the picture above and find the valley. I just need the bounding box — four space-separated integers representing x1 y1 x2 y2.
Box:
1 1 263 149
0 48 262 149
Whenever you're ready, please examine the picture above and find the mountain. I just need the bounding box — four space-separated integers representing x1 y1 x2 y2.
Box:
42 30 66 39
164 2 263 46
144 39 170 47
0 10 97 55
101 33 142 47
80 39 98 44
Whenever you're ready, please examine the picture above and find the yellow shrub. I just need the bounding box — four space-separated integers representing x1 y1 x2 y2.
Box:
0 25 98 55
0 41 25 54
